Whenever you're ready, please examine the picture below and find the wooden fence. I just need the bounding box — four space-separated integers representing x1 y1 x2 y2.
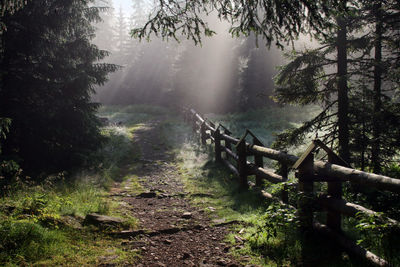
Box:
183 108 400 267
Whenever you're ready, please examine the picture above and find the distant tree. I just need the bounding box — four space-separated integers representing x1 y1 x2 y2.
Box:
0 0 117 176
92 0 116 54
128 0 333 113
130 0 148 28
114 6 131 62
239 35 280 111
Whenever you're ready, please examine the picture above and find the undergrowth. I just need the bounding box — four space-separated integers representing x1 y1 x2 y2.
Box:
172 107 384 266
0 104 168 266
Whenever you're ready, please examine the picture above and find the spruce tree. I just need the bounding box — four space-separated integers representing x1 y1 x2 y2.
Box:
0 0 117 177
272 1 358 162
272 0 400 171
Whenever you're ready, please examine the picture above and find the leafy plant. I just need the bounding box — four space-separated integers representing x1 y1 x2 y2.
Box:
355 212 400 265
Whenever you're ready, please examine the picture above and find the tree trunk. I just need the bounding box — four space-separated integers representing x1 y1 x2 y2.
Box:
371 2 383 174
337 6 350 164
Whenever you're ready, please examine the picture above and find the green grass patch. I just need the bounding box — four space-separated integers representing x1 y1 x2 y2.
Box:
98 104 168 127
0 178 139 266
206 105 320 147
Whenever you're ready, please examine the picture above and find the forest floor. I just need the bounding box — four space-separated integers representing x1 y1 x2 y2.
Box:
106 117 246 267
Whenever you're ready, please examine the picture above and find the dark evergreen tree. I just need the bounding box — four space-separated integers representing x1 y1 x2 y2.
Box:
0 0 117 176
273 0 400 171
353 0 400 172
272 1 363 163
132 0 329 48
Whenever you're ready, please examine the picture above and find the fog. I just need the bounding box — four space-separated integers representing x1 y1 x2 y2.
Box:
92 0 286 113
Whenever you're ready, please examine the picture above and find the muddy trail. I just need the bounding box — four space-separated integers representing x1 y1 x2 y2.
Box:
110 118 244 267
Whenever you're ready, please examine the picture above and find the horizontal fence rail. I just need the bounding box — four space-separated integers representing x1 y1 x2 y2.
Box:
183 107 400 267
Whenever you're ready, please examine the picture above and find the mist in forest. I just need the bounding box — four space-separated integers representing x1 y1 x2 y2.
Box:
92 0 285 113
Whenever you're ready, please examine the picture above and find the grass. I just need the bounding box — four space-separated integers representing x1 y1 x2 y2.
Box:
206 105 320 147
0 105 171 266
0 180 140 266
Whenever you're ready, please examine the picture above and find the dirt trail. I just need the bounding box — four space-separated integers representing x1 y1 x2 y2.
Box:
112 119 242 267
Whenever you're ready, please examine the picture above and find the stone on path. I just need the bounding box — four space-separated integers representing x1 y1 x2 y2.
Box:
84 213 125 228
182 212 192 219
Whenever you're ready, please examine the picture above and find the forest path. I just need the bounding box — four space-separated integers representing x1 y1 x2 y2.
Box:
110 117 242 267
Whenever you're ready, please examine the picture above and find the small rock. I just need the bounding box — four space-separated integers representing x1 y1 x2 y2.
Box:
184 260 196 267
164 239 172 245
182 212 192 219
155 262 166 267
84 213 125 228
212 218 226 224
217 258 228 266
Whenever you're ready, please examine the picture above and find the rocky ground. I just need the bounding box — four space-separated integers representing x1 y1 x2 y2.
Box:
107 119 245 267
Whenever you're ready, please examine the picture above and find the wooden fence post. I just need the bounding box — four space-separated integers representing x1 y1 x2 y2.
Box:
281 161 289 203
220 126 232 161
237 139 248 189
294 151 315 265
326 154 344 232
200 121 207 145
214 126 222 162
253 138 264 187
294 152 315 234
312 139 348 233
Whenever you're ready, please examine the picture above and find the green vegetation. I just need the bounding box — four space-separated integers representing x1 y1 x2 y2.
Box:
0 177 140 265
173 107 399 266
207 105 320 147
0 104 170 266
175 140 360 266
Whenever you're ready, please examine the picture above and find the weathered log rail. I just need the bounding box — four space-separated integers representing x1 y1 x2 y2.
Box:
183 107 399 267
